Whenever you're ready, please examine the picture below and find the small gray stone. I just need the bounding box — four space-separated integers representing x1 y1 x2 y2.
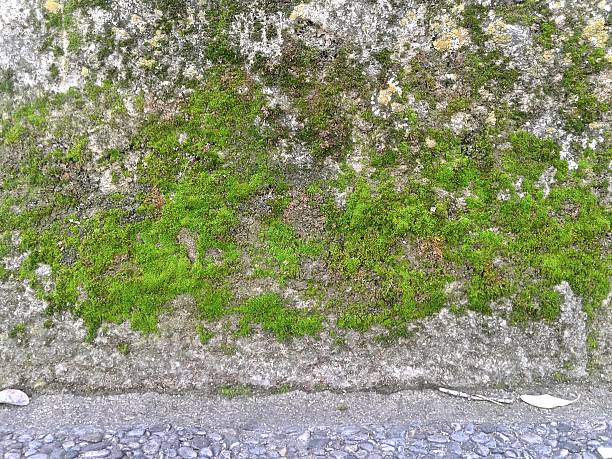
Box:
80 433 104 443
191 436 210 450
142 438 160 455
49 449 66 459
81 442 111 452
472 432 491 444
61 441 75 450
148 424 168 433
199 447 213 458
178 446 197 459
308 438 330 450
126 429 145 438
560 441 582 453
428 434 448 444
521 433 543 445
81 451 110 458
0 389 30 406
449 441 462 455
451 431 470 443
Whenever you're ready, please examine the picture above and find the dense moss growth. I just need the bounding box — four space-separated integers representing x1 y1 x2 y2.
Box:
1 0 610 344
321 129 609 327
561 29 609 133
1 67 280 339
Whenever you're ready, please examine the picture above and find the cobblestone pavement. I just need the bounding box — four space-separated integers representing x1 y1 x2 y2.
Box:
2 419 611 458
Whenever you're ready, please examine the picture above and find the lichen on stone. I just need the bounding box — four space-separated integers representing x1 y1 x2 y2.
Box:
0 0 611 393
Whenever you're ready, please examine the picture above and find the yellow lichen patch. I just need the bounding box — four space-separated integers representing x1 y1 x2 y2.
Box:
289 3 307 22
583 18 609 48
542 50 555 64
147 29 166 48
138 58 156 69
377 81 402 106
391 102 404 113
486 19 513 46
486 112 497 126
43 0 62 14
130 14 146 32
399 10 418 28
431 14 469 52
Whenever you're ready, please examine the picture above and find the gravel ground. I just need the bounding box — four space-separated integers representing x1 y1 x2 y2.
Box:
1 386 611 458
2 420 611 458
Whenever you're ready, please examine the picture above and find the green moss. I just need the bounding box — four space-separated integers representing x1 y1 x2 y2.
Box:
235 293 322 341
260 43 367 160
117 342 130 355
465 50 519 97
321 129 610 327
136 67 265 192
444 97 471 116
9 66 276 340
535 21 557 49
0 69 15 94
204 0 242 64
66 0 111 9
196 286 232 321
587 333 598 351
2 4 609 347
196 324 215 344
67 30 81 52
462 4 488 47
496 0 548 26
218 385 252 398
1 98 49 145
259 219 322 283
49 64 60 80
561 30 609 133
8 323 27 340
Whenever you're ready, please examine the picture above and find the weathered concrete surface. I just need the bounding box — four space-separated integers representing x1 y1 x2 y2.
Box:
0 0 610 394
2 385 610 434
0 279 598 393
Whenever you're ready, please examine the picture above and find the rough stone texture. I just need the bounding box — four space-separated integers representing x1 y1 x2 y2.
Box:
0 278 595 392
0 0 610 394
1 419 611 459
